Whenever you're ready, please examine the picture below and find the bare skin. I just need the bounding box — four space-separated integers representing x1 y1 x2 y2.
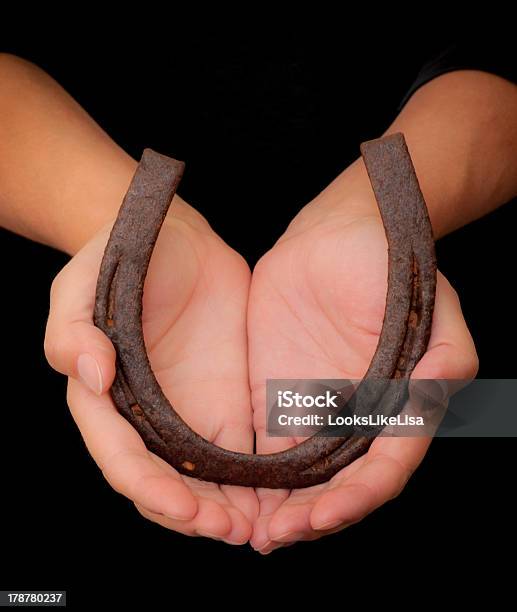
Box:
248 205 473 551
1 53 516 549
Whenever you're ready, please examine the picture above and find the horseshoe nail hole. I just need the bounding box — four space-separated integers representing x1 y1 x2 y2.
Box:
182 461 195 471
131 403 144 417
408 311 418 328
106 262 120 329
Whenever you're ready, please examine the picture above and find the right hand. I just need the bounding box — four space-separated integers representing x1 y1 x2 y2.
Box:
45 198 258 544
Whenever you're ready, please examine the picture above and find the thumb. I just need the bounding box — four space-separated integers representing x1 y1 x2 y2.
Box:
45 249 116 395
409 272 479 407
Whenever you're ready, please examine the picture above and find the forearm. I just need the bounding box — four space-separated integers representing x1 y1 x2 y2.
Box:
0 53 136 254
319 70 517 238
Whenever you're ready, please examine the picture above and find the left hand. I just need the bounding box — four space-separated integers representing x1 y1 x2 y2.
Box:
247 180 478 554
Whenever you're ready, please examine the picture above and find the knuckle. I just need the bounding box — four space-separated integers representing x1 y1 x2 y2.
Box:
439 272 460 303
450 340 479 381
43 325 61 364
462 346 480 379
49 269 66 302
99 460 126 496
134 503 152 520
103 471 124 495
65 382 73 406
450 285 460 304
43 329 66 368
49 259 75 303
391 472 411 500
43 333 56 364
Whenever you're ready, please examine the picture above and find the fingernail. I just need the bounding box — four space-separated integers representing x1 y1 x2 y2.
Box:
412 379 449 405
77 353 103 395
196 532 240 545
164 513 193 522
257 540 282 555
196 530 226 540
314 519 346 531
429 380 449 403
273 530 305 543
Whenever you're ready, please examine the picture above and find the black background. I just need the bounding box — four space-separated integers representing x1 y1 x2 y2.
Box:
0 20 514 606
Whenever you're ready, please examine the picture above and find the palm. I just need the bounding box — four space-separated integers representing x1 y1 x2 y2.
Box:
64 204 257 543
141 214 255 509
249 216 388 437
247 213 435 551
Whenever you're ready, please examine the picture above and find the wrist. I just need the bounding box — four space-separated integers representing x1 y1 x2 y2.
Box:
387 70 517 237
58 154 138 255
0 55 138 255
307 71 517 240
286 158 380 238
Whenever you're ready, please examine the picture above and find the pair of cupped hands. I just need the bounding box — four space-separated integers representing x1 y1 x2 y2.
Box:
44 163 478 553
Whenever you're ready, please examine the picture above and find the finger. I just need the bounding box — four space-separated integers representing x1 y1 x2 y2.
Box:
161 380 259 529
256 452 370 548
45 233 116 395
222 506 254 544
221 484 259 526
310 436 429 530
256 520 350 553
250 488 290 553
268 522 351 548
250 383 296 551
264 454 371 543
134 498 237 542
411 272 479 385
213 420 260 526
67 377 198 521
166 471 253 544
134 463 251 544
265 486 324 544
405 273 479 425
306 276 471 531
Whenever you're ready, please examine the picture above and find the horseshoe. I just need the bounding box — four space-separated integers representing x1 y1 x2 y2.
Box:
93 132 436 488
